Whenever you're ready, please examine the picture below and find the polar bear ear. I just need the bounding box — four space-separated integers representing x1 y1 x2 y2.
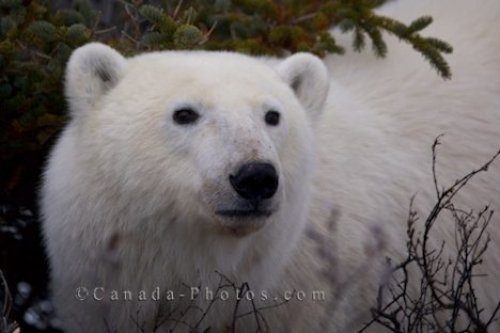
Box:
65 43 127 117
277 53 329 120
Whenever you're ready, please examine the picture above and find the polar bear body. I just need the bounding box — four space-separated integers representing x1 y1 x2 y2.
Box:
41 0 500 332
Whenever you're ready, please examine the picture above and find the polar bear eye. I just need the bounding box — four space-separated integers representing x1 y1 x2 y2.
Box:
265 110 280 126
173 108 200 125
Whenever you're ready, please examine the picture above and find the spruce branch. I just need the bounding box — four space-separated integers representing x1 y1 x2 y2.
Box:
353 27 366 52
406 16 433 35
138 5 164 27
368 14 453 79
29 20 58 42
334 0 452 79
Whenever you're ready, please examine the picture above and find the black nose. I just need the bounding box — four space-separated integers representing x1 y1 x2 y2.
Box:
229 162 279 202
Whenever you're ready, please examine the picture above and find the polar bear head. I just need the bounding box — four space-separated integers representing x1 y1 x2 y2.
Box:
64 43 329 280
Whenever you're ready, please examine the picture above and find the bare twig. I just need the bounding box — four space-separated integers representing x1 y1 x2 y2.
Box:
360 138 500 333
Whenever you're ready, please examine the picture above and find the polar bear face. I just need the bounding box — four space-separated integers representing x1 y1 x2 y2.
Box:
64 43 329 240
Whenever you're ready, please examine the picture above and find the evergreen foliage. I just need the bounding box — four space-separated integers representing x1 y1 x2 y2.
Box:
0 0 452 204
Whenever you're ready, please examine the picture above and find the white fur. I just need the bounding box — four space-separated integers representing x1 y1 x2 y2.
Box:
41 0 500 332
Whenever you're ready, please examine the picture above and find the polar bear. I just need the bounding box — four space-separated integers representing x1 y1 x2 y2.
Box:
41 0 500 332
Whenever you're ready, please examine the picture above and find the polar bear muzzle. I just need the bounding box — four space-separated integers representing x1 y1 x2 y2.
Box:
215 162 279 220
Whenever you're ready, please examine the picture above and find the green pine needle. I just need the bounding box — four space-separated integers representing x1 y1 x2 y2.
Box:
139 5 165 26
425 37 453 53
29 20 57 42
353 27 365 52
407 16 433 34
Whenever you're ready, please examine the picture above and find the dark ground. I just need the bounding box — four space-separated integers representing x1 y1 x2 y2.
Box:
0 145 63 333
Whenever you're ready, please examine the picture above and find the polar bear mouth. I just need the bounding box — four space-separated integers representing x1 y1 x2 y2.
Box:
215 209 273 236
216 209 273 218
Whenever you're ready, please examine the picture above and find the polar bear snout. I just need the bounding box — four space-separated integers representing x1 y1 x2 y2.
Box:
211 161 280 233
229 162 279 205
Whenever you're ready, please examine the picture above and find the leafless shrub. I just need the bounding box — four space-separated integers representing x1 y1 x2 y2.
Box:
0 269 19 333
100 270 291 333
359 137 500 333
